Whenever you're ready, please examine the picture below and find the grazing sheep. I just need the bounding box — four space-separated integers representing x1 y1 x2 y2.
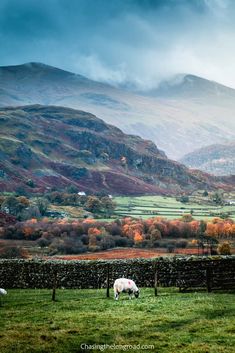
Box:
0 288 7 306
0 288 7 296
113 278 139 300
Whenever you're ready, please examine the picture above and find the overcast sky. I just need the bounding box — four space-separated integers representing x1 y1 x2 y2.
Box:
1 0 235 89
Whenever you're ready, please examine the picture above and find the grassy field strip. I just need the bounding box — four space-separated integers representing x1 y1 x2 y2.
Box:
115 206 221 211
114 196 235 220
116 206 222 212
119 205 224 210
116 207 217 212
0 288 234 353
118 204 228 209
115 204 224 211
115 210 222 215
114 210 226 215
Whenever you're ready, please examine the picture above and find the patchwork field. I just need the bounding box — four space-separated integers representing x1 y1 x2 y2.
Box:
113 195 235 221
0 288 234 353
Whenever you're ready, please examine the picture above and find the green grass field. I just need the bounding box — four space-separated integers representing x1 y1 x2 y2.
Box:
0 288 235 353
113 195 235 220
39 193 235 222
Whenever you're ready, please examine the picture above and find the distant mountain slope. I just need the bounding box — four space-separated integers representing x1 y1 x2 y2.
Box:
1 63 235 159
180 142 235 176
143 74 235 100
0 104 224 195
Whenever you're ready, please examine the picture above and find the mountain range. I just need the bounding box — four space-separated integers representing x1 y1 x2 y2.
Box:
1 62 235 160
181 142 235 176
0 104 227 195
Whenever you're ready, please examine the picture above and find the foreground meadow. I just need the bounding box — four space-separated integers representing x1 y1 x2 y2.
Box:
0 288 234 353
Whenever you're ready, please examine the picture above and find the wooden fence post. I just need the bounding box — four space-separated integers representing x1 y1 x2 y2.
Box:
52 270 57 301
154 261 158 296
106 264 110 298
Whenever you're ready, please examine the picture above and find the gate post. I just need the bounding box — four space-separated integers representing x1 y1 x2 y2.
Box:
52 270 57 301
106 264 110 298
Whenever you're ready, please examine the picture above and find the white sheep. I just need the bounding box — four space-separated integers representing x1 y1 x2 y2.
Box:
113 278 139 300
0 288 7 306
0 288 7 296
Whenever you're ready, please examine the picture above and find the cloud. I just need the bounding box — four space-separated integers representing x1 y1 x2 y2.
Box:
0 0 235 89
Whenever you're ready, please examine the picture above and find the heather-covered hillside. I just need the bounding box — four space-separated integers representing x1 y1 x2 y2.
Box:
0 105 219 195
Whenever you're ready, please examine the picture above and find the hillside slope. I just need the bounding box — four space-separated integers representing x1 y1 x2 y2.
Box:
1 63 235 159
143 74 235 100
0 105 220 195
180 142 235 176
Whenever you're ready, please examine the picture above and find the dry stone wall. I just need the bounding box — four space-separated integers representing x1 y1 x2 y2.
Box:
0 256 234 290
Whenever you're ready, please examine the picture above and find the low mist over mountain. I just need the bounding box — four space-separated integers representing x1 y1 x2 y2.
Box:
143 74 235 100
181 142 235 176
1 63 235 160
0 105 225 195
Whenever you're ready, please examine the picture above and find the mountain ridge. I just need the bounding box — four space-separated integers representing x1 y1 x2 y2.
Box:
1 62 235 160
142 73 235 99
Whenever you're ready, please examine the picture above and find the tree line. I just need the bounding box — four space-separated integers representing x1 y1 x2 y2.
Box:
0 215 234 257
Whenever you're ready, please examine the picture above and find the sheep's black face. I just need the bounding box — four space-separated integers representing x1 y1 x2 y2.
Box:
134 290 139 298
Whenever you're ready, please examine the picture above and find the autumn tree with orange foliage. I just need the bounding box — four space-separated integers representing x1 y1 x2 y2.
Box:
206 218 235 239
122 218 144 244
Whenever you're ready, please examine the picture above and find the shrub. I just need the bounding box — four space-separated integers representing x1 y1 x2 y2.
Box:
66 185 78 194
35 198 49 216
218 242 231 255
167 244 175 253
19 205 41 221
0 246 29 259
100 235 115 250
26 179 35 188
175 240 188 248
49 237 87 255
181 214 194 222
36 237 51 248
114 236 133 247
178 195 189 203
